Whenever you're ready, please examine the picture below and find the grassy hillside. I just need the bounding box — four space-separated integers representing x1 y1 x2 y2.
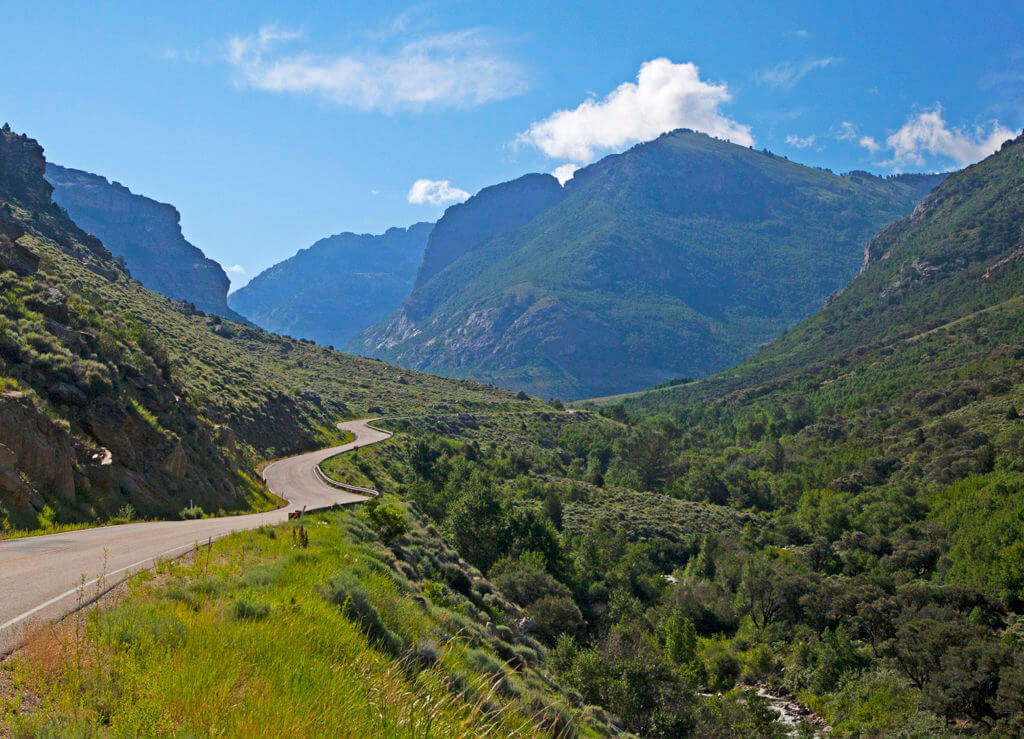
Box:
1 505 617 735
0 127 540 532
355 129 943 400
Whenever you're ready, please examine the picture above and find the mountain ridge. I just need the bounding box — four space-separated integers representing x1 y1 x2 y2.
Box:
229 222 433 348
354 129 945 399
45 163 244 321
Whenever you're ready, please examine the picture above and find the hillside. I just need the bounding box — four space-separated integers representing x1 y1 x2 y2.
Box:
579 129 1024 733
46 163 245 321
353 130 944 400
0 127 540 532
229 224 431 348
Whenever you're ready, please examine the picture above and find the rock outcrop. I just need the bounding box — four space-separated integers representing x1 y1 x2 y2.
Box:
46 163 244 321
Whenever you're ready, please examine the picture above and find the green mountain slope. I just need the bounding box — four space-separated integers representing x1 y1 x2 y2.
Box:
46 163 245 322
0 127 538 531
354 130 944 400
229 223 432 348
572 130 1024 732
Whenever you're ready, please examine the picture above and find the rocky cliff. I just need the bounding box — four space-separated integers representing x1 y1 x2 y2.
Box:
0 128 253 527
46 163 243 321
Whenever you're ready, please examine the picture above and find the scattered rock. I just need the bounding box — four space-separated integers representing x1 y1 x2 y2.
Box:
48 381 87 407
299 389 321 402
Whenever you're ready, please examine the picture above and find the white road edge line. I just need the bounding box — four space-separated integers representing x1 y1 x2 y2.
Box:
1 540 199 631
1 419 392 638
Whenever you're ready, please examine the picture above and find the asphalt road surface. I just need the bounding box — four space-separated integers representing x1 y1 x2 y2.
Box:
0 419 390 653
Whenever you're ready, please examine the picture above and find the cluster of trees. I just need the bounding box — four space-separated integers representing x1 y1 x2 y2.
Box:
361 389 1024 734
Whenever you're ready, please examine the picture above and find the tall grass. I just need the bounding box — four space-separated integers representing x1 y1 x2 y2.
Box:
0 511 571 737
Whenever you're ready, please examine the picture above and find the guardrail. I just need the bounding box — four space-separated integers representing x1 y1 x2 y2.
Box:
313 464 380 498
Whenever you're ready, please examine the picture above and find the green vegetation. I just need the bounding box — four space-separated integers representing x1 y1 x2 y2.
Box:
1 505 615 736
0 127 542 532
354 129 942 399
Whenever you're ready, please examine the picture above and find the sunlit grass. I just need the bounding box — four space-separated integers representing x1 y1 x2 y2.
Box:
0 509 580 737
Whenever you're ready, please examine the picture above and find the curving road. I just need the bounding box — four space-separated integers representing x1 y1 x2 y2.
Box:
0 419 390 653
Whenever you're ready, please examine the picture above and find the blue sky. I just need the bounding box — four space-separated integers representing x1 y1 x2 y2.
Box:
3 1 1022 285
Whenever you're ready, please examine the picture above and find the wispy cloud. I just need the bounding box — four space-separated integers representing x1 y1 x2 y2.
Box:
877 107 1016 167
224 264 246 274
756 57 839 89
407 179 470 206
785 134 816 148
793 29 810 39
224 24 527 111
518 58 753 162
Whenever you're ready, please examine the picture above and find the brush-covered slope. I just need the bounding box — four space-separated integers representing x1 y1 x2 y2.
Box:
354 130 944 400
576 131 1024 733
0 127 541 531
229 223 432 348
46 163 244 321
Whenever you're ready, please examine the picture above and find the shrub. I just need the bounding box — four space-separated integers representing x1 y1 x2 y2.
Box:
706 650 740 692
527 594 585 645
365 501 409 544
232 598 270 621
323 571 404 656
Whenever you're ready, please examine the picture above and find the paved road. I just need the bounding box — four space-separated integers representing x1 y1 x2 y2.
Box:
0 419 390 653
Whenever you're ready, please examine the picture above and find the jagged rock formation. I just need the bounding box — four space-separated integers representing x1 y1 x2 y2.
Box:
229 224 432 348
46 163 243 321
354 130 946 400
0 129 252 525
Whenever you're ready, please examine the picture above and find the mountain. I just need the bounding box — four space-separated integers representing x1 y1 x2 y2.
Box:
414 173 565 288
352 129 945 400
0 126 536 530
228 224 432 348
45 163 244 321
611 127 1024 610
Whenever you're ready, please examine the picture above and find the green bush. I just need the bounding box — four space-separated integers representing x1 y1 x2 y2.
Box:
232 597 270 621
324 571 404 656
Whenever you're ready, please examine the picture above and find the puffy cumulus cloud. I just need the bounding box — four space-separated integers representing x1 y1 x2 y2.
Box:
224 264 246 274
407 179 470 206
552 163 579 185
785 134 816 148
225 25 527 111
879 108 1016 167
518 59 753 162
756 57 839 89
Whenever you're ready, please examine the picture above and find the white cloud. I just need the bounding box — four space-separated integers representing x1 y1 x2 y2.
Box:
835 121 859 141
224 264 245 274
552 163 579 185
785 134 816 148
408 179 470 206
859 136 880 153
518 58 753 162
756 57 839 89
878 108 1015 167
225 25 527 111
370 189 380 196
794 29 810 38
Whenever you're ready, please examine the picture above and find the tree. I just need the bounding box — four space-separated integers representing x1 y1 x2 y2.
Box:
626 428 674 490
664 612 697 665
443 473 511 572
